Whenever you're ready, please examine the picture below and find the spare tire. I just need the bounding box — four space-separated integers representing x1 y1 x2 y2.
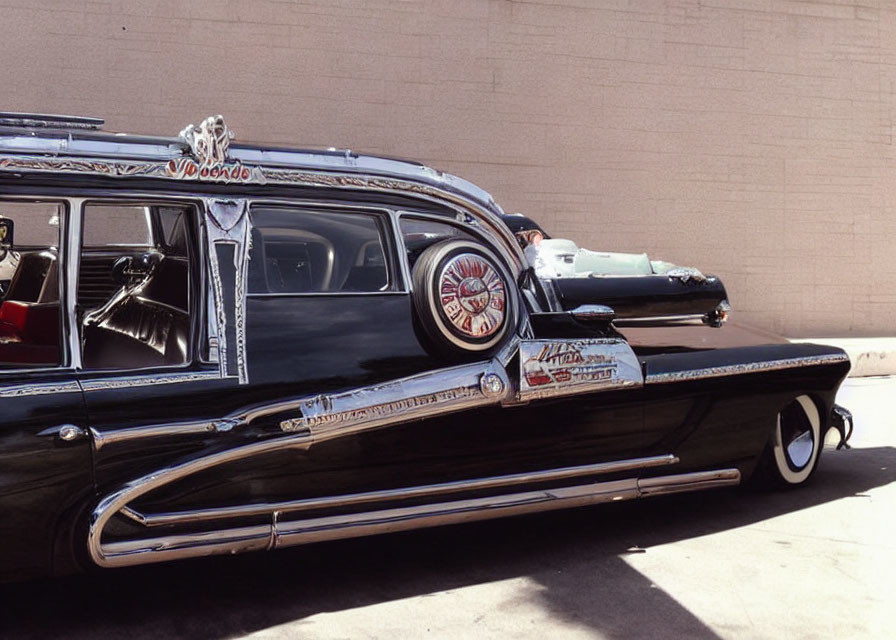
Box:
411 239 516 357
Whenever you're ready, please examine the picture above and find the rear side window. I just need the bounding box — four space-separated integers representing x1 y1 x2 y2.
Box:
82 204 152 247
248 207 395 294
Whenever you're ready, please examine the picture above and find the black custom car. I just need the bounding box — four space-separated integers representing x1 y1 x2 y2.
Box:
0 113 852 581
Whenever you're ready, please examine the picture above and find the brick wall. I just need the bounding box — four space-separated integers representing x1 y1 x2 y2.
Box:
1 0 893 336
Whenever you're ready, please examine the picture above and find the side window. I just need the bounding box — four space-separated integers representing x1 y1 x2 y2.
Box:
0 200 64 368
78 202 195 370
248 206 395 294
399 216 478 268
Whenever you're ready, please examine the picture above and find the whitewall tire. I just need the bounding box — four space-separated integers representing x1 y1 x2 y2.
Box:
768 395 822 486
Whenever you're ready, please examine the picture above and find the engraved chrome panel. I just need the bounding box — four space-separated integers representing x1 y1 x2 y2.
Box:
91 466 739 569
438 253 506 339
80 370 220 392
204 199 251 384
644 353 850 385
280 360 511 438
519 339 644 401
0 381 80 398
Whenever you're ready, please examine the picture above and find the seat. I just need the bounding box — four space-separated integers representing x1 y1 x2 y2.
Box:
0 250 61 365
81 213 191 370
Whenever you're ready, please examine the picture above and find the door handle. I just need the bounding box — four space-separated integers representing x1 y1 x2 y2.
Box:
37 424 88 443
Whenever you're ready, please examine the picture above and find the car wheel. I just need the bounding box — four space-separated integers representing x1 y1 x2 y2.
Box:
756 395 822 487
411 239 515 358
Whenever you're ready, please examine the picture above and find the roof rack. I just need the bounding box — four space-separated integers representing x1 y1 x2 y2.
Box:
0 112 104 130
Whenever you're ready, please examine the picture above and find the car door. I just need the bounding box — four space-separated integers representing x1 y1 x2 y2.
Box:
0 197 91 581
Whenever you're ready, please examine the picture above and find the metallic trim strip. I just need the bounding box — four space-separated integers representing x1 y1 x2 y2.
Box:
279 360 511 439
204 199 251 384
121 455 680 527
86 361 505 452
637 469 741 496
246 291 408 299
0 380 80 398
81 370 220 392
0 153 527 274
644 353 850 385
93 468 740 568
63 198 83 369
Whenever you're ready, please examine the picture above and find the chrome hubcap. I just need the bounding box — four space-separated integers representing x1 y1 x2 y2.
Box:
786 429 814 469
438 254 506 339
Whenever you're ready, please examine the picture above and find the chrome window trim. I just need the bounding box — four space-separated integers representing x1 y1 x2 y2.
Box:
0 151 526 273
75 196 206 375
205 199 250 384
247 291 408 299
0 129 504 216
0 194 74 372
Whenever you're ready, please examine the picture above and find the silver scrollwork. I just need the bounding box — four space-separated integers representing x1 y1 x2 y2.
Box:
179 115 234 168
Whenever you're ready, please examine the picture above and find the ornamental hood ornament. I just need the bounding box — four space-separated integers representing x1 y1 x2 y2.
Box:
179 115 234 168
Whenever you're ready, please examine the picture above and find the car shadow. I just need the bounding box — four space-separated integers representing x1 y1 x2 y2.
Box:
3 445 894 640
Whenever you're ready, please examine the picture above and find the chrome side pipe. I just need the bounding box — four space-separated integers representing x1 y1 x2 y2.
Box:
92 466 740 569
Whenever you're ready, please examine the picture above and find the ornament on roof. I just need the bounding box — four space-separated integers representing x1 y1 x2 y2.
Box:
179 115 234 168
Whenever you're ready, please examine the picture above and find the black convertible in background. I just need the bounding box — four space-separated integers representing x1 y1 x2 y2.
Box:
0 113 852 582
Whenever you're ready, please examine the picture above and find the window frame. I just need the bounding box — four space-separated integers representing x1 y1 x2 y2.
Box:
76 197 204 374
245 200 407 298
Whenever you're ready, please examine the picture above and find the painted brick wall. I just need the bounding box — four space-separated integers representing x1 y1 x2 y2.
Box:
1 0 893 336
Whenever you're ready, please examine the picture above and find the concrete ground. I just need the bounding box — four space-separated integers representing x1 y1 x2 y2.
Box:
2 377 894 640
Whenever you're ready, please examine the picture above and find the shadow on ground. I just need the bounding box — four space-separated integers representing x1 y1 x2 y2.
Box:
3 446 894 640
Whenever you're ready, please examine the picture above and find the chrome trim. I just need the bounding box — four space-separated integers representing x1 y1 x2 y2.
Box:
0 149 527 274
280 360 512 437
613 314 712 327
179 115 234 167
389 210 413 290
0 112 104 130
91 467 739 569
88 361 507 451
81 370 220 392
636 469 741 496
64 198 83 370
120 455 680 528
0 380 80 398
204 199 251 384
91 420 215 452
246 291 408 299
37 423 87 441
644 353 851 385
58 424 87 442
569 304 615 321
519 339 643 401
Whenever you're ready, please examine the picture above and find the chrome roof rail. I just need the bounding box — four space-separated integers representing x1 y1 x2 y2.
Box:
0 112 104 130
